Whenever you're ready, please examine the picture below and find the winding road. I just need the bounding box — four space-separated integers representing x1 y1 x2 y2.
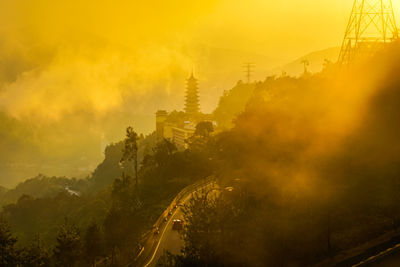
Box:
130 178 215 267
143 193 190 267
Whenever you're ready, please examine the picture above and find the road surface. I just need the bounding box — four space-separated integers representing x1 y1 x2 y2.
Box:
143 193 192 267
131 179 215 267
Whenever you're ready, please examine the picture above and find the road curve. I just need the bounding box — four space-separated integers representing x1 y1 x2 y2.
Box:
130 178 215 267
143 193 192 267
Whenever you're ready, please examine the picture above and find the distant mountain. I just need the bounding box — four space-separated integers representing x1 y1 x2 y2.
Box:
270 47 341 77
0 174 87 206
0 131 158 206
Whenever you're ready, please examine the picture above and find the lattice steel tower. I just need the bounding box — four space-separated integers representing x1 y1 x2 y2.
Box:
338 0 398 65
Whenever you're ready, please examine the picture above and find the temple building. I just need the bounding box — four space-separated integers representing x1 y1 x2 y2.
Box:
155 71 212 150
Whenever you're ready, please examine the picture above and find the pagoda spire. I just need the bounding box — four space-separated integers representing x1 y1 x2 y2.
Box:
184 71 200 117
191 66 195 78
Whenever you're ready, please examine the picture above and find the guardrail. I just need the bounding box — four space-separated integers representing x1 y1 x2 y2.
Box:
128 175 216 266
313 231 400 267
352 243 400 266
150 176 215 235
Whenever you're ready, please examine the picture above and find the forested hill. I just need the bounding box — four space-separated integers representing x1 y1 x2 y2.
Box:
213 80 256 130
0 142 122 207
0 132 158 206
0 121 215 266
161 45 400 266
0 175 87 206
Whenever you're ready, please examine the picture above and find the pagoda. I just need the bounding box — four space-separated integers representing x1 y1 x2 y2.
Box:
184 72 200 117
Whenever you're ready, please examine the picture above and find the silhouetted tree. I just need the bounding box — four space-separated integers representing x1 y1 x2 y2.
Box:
0 218 17 266
175 190 248 267
53 219 82 267
121 126 139 188
84 222 103 267
194 121 214 137
103 208 123 266
19 235 50 267
153 139 177 167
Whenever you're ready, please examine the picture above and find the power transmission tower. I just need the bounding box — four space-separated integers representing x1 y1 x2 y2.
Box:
338 0 398 65
243 63 255 83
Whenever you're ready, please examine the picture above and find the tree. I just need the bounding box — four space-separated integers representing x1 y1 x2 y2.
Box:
153 139 177 167
53 219 82 267
111 173 137 209
176 190 245 267
0 218 17 266
103 208 124 266
84 222 103 267
103 171 144 265
19 235 50 267
194 121 214 138
121 126 140 188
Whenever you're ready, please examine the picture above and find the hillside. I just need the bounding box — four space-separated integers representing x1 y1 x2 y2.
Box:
270 47 341 76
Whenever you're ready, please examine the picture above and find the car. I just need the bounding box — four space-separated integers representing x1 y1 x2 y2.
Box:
154 227 160 235
225 187 234 192
172 219 183 230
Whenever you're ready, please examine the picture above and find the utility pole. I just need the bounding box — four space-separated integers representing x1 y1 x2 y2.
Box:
243 63 255 83
338 0 398 65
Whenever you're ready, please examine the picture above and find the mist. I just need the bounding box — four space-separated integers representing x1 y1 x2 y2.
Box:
0 0 364 186
1 1 400 266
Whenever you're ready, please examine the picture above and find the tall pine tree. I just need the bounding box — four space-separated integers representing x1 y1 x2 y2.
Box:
84 222 103 267
53 219 82 267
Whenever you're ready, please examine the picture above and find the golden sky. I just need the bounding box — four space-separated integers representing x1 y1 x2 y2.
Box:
0 0 399 125
0 0 359 60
